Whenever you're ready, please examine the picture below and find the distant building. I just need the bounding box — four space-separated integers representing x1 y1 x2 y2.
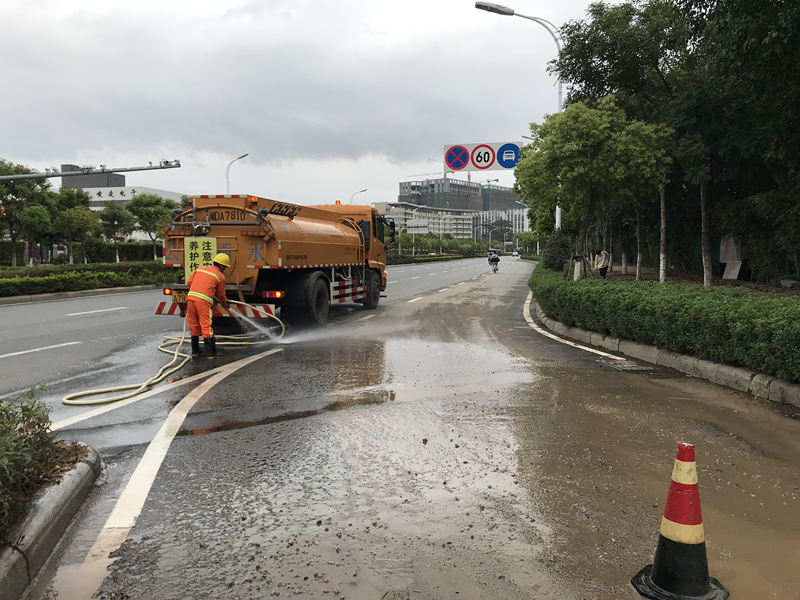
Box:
398 177 482 211
397 177 525 212
82 186 184 209
372 202 474 239
60 164 185 243
473 209 530 243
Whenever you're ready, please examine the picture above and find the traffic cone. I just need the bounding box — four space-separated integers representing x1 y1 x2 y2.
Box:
631 442 729 600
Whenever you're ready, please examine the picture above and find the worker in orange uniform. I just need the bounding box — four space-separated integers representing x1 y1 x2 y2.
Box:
186 253 231 359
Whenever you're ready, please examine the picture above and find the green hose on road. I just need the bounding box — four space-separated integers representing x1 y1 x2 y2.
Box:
62 300 284 406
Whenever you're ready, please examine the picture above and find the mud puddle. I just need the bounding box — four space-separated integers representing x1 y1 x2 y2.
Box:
511 367 800 599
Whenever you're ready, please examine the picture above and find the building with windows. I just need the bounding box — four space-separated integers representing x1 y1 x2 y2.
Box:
372 202 475 239
398 177 483 211
473 209 530 244
398 177 525 212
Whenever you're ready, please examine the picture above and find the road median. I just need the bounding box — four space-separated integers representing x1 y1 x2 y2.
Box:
0 445 102 600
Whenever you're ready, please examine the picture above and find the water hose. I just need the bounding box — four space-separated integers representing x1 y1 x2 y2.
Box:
62 300 284 406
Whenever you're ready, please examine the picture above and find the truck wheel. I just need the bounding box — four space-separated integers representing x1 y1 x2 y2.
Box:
362 271 380 310
308 277 330 325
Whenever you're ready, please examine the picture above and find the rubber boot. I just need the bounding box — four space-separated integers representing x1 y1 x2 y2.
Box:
204 337 224 359
191 336 202 357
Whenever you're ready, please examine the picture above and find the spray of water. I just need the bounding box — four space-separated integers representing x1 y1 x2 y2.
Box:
236 313 280 339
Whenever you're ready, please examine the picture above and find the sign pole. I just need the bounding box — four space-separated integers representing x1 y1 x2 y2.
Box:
468 170 472 211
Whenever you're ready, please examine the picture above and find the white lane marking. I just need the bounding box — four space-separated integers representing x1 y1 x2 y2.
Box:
457 282 465 286
398 270 407 273
523 292 623 360
408 297 424 303
76 348 283 594
66 307 127 317
438 288 448 293
0 341 82 359
388 280 398 284
356 315 376 321
411 276 420 280
52 366 228 431
428 273 436 276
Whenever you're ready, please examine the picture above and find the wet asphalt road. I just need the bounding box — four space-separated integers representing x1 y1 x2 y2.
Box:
12 258 800 600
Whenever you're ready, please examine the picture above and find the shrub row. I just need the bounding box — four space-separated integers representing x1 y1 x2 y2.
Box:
0 387 55 540
411 255 463 264
529 266 800 384
0 268 180 297
0 261 166 280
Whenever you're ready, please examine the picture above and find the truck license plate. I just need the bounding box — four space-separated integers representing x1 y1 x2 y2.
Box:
172 291 187 303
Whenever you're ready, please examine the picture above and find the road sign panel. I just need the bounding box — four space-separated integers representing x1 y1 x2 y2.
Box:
496 143 521 169
471 145 496 170
444 142 524 172
445 146 469 171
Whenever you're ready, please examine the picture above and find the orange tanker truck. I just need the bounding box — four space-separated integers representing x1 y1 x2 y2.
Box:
155 194 395 326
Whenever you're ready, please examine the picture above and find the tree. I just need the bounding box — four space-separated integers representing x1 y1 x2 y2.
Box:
19 205 51 266
125 193 178 260
515 96 671 275
55 185 92 210
0 160 52 267
53 207 101 264
98 201 135 263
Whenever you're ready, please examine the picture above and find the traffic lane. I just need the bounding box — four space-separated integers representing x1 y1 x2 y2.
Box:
387 256 522 300
0 289 169 350
0 294 182 398
94 286 568 600
88 259 606 600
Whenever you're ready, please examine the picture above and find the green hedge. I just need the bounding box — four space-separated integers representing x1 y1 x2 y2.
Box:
0 387 55 540
521 255 540 261
0 261 166 280
411 255 463 264
529 266 800 384
0 265 180 297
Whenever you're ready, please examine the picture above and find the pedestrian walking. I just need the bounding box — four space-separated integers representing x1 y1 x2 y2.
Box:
594 249 610 279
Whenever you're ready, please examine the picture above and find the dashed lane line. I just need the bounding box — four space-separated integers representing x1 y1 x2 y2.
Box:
66 307 127 317
0 341 82 359
408 297 424 303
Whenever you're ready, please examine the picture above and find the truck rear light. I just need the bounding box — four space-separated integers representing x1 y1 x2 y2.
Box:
163 288 172 295
262 291 284 299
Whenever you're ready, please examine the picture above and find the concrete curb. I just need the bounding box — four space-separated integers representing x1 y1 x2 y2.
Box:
0 444 102 600
0 285 163 307
533 303 800 409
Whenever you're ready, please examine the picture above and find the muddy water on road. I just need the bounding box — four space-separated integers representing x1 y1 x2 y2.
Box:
511 367 800 599
97 334 567 600
55 267 800 600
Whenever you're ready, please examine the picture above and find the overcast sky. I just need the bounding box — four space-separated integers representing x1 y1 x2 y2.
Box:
2 0 597 206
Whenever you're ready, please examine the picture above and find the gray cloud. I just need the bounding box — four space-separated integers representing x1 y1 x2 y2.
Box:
3 0 584 173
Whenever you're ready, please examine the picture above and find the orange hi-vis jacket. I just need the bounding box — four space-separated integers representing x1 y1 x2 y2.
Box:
187 265 227 306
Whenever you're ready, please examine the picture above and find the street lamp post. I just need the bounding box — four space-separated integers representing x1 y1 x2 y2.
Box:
226 153 249 195
475 1 562 229
349 189 368 204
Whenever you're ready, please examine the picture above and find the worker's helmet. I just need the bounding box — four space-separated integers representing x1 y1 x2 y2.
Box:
213 253 231 268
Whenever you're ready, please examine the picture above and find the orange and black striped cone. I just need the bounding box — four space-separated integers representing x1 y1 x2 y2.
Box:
631 442 729 600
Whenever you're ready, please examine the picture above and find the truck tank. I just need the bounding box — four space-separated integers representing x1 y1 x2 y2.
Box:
157 195 394 326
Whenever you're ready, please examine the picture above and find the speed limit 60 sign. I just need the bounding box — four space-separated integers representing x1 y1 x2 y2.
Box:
443 142 522 172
